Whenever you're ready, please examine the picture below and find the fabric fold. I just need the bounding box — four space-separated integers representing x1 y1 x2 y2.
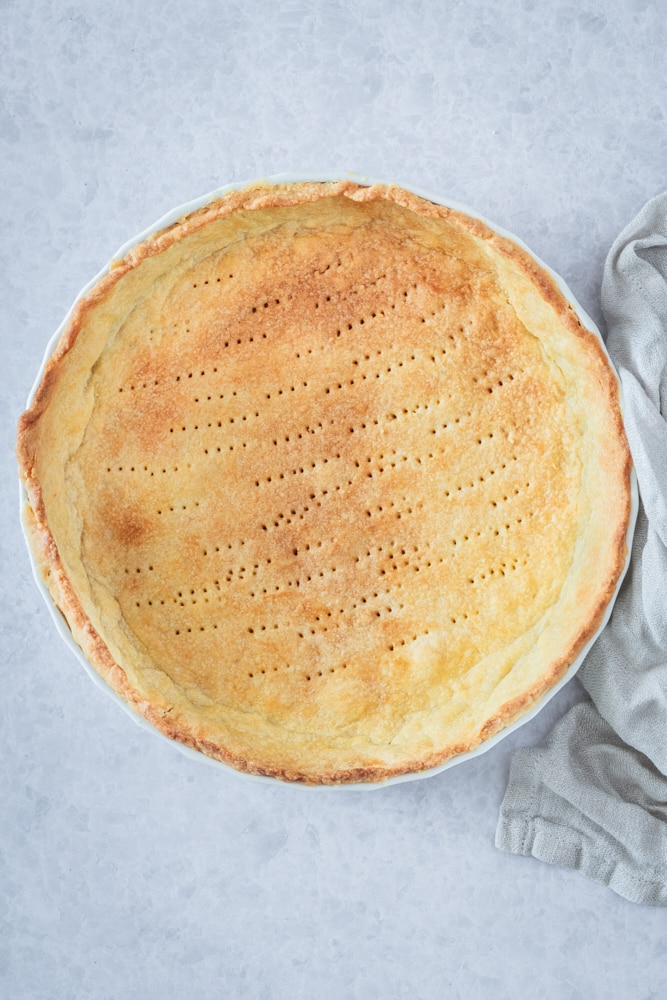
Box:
496 192 667 906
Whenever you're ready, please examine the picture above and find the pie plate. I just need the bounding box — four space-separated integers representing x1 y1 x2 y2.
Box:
19 172 638 788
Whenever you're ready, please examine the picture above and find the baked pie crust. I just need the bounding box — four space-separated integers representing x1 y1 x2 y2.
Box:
17 181 632 784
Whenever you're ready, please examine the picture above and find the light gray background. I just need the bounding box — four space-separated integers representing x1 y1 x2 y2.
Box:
2 1 666 997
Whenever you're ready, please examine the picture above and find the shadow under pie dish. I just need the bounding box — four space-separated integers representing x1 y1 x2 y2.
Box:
17 177 634 786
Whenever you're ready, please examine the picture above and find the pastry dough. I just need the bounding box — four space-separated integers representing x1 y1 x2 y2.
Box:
17 181 632 783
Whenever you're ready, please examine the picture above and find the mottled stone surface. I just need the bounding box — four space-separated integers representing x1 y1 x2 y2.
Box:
2 1 667 997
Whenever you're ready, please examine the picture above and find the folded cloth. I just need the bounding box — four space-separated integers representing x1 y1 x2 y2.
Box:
496 192 667 906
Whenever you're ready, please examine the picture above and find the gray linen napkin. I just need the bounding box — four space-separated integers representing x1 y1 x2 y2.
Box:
496 192 667 907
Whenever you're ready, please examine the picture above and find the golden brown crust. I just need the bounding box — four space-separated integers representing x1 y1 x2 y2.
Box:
17 181 632 784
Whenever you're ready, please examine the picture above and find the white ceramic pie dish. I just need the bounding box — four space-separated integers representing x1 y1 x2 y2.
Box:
19 172 639 789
